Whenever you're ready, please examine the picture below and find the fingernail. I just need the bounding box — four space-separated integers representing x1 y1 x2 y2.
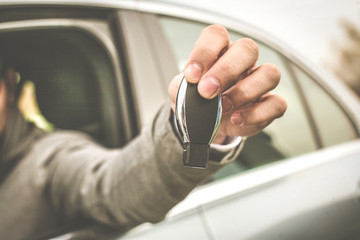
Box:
222 95 233 113
231 112 244 125
184 63 203 82
198 77 220 98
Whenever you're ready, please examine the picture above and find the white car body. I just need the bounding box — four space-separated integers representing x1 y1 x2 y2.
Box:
0 1 359 239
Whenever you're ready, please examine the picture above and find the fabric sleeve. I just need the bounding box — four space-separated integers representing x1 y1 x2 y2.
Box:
44 102 242 230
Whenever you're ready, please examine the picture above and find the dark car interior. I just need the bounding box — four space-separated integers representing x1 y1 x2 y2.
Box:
0 28 124 148
0 25 134 239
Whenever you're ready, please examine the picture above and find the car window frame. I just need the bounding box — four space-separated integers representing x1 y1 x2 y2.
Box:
144 11 360 215
114 10 178 127
280 55 324 149
149 12 360 148
136 1 360 130
0 7 139 148
288 61 360 144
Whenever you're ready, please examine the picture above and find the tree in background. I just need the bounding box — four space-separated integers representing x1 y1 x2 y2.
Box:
332 20 360 97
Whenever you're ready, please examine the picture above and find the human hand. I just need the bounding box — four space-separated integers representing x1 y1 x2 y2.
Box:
168 25 287 145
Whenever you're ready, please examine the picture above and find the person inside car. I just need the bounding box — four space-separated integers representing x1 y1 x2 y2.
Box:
0 25 287 239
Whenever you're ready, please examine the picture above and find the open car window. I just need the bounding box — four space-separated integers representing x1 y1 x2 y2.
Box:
0 18 128 148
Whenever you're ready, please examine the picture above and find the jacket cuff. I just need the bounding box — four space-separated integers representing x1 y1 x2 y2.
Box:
209 137 246 165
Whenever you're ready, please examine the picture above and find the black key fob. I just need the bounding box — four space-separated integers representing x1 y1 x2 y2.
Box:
175 76 222 169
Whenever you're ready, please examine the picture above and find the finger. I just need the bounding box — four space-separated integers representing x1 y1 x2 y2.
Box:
183 25 230 83
198 38 259 99
229 94 287 136
222 63 281 113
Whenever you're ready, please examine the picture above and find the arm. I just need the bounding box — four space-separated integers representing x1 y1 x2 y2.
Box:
46 24 286 230
45 102 241 229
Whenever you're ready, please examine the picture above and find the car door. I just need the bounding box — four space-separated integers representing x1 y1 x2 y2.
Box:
159 15 360 240
118 9 360 240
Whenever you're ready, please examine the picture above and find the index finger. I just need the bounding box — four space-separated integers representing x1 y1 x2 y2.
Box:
183 25 230 83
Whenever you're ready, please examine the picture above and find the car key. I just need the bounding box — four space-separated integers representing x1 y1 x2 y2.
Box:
175 76 222 169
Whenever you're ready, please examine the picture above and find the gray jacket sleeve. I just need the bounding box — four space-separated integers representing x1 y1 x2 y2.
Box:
43 102 241 229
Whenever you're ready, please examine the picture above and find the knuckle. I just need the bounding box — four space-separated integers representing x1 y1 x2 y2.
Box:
254 95 287 127
220 57 238 78
238 38 259 59
273 95 288 117
254 110 268 128
263 63 281 85
237 84 251 102
196 45 219 62
278 100 288 117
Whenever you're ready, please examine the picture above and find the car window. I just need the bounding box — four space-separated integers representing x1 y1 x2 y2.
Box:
291 65 358 147
1 25 126 148
158 16 338 181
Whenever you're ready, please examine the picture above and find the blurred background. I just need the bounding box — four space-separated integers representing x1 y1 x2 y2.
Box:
160 0 360 96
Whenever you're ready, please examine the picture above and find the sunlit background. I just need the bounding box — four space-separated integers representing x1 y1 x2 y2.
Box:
160 0 360 70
